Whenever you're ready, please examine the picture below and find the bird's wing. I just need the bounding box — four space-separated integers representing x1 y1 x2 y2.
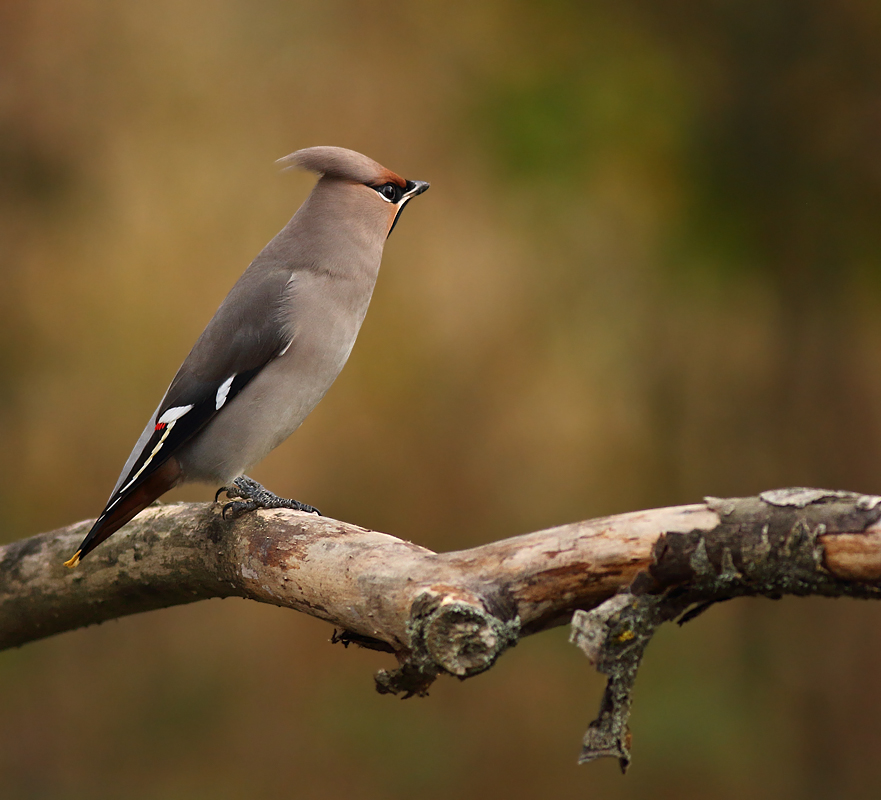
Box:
113 265 296 503
69 266 296 564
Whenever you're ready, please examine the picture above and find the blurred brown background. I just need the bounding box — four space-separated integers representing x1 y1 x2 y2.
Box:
3 1 881 797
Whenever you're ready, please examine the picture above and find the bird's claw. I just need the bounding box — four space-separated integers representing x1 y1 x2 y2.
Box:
215 484 244 503
221 499 258 520
215 475 320 519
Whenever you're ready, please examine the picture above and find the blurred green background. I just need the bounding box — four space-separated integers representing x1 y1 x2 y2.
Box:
3 1 881 797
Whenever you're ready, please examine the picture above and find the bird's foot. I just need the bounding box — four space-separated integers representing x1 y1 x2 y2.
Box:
216 475 320 520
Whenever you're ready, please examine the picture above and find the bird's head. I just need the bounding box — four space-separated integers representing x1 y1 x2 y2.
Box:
277 146 429 239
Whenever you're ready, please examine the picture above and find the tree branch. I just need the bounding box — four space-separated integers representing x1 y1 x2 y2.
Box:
3 488 881 763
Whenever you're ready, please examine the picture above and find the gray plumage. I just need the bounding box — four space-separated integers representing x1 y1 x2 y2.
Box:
66 146 428 566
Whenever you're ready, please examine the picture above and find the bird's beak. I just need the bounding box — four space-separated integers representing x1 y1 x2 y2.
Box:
388 180 430 238
403 180 430 199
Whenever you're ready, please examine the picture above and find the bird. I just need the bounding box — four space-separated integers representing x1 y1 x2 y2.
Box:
64 146 429 567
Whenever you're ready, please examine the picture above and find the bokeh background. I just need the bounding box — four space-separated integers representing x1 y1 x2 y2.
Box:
3 1 881 797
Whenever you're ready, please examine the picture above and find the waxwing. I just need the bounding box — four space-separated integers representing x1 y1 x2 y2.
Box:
65 146 429 567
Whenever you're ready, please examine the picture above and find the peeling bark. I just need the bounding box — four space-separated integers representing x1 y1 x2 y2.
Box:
2 488 881 766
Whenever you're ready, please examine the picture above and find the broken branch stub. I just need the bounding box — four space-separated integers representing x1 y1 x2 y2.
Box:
375 587 521 697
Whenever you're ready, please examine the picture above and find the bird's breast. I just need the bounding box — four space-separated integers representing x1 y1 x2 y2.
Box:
176 266 379 484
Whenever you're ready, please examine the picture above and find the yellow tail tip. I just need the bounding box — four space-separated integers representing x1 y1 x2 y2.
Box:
63 551 82 569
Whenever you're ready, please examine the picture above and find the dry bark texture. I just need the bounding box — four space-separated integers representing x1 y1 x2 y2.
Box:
3 487 881 766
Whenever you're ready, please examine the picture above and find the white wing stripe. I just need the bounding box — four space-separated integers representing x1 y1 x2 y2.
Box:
215 375 235 410
158 404 194 424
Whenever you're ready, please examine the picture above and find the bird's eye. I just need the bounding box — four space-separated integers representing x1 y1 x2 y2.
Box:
378 183 401 203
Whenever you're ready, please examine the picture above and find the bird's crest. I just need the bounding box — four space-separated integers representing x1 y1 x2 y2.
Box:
277 146 404 186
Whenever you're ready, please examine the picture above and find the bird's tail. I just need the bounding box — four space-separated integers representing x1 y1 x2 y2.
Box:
64 457 182 568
